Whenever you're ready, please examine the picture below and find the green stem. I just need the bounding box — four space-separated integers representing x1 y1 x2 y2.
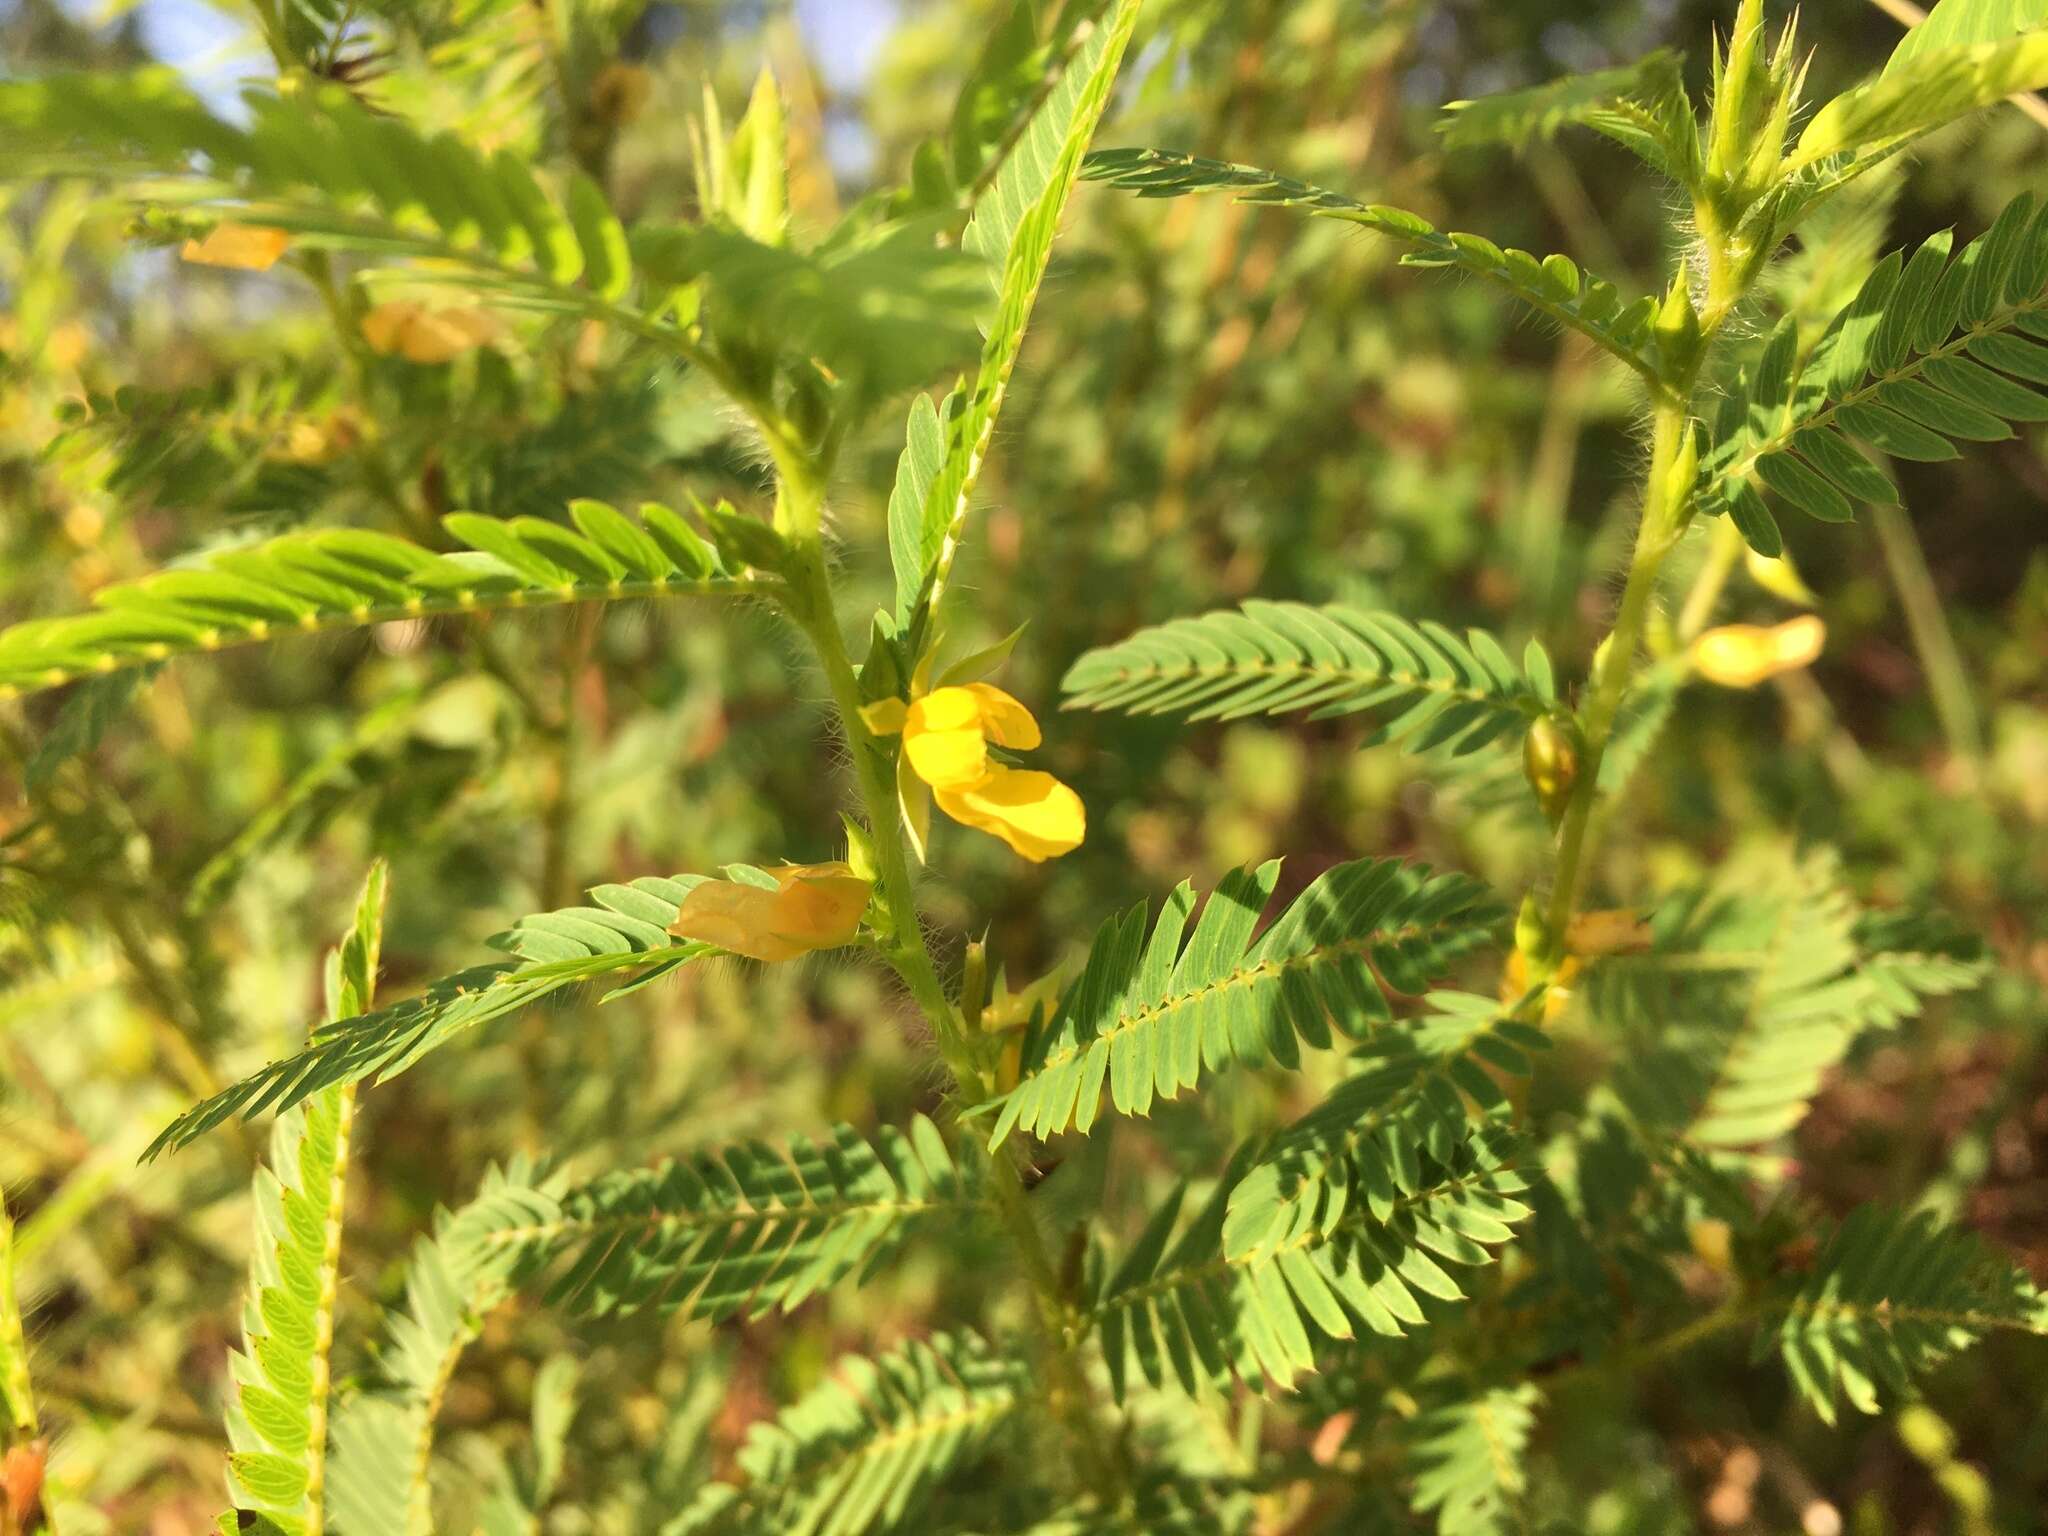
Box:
302 1085 354 1535
1541 395 1692 957
1541 1295 1756 1400
774 459 1126 1503
1676 515 1746 644
1871 499 1983 768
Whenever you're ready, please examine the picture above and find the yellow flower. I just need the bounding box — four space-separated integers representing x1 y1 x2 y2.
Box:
361 300 497 364
667 862 871 962
179 223 292 271
864 683 1085 863
1565 908 1652 958
1691 615 1826 688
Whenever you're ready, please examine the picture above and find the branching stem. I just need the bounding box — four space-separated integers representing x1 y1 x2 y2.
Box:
775 457 1127 1504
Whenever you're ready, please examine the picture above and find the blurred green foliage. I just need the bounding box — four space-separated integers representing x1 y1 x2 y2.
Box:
0 0 2044 1532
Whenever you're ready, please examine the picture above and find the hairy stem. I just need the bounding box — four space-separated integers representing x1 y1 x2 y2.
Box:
1676 515 1746 643
775 460 1126 1502
1541 394 1692 957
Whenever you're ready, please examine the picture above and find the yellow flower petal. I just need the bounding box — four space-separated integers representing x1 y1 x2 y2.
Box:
860 697 908 735
903 687 992 790
361 300 497 364
897 749 932 864
668 880 804 961
1566 909 1652 958
1692 616 1827 688
179 224 291 271
360 300 417 356
933 766 1085 862
962 683 1042 750
1769 614 1826 668
1744 548 1819 606
668 862 870 961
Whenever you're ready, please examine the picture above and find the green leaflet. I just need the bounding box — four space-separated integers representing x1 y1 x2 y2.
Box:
986 857 1502 1148
1088 1132 1530 1401
1436 48 1690 159
663 1332 1025 1536
326 1160 563 1536
1008 1486 1241 1536
24 665 156 788
1061 601 1554 757
484 1115 980 1323
1220 995 1548 1264
1885 0 2048 68
1796 27 2048 164
901 0 1145 630
1 72 630 312
5 69 983 417
1698 188 2048 549
632 219 986 401
886 390 947 623
222 862 387 1536
145 875 720 1159
1776 1206 2044 1426
960 4 1129 273
469 1355 581 1536
944 0 1047 190
1080 148 1671 382
0 501 753 700
185 690 425 916
1404 1383 1541 1536
1590 851 1987 1155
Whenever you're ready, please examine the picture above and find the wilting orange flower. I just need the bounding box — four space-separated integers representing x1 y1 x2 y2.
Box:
179 223 291 271
1692 615 1826 688
2 1440 46 1529
361 300 497 364
668 862 871 961
864 684 1085 862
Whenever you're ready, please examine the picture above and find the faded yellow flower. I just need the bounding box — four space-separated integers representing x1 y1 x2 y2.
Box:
1692 615 1826 688
1565 908 1653 958
864 684 1085 863
361 301 497 364
179 223 292 271
668 862 871 962
45 321 89 373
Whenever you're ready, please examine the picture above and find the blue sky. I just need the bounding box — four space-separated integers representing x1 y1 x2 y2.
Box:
44 0 902 117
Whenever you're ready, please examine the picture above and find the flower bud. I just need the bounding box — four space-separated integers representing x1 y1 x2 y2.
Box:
1654 281 1702 377
1522 714 1580 825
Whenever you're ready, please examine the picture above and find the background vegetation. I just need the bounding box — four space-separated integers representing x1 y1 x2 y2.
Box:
0 0 2044 1531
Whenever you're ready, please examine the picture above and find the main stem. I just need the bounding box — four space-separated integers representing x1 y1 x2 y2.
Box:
774 463 1126 1501
1539 391 1694 963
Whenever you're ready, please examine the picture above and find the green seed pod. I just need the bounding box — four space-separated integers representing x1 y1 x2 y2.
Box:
960 937 989 1035
1522 713 1580 826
